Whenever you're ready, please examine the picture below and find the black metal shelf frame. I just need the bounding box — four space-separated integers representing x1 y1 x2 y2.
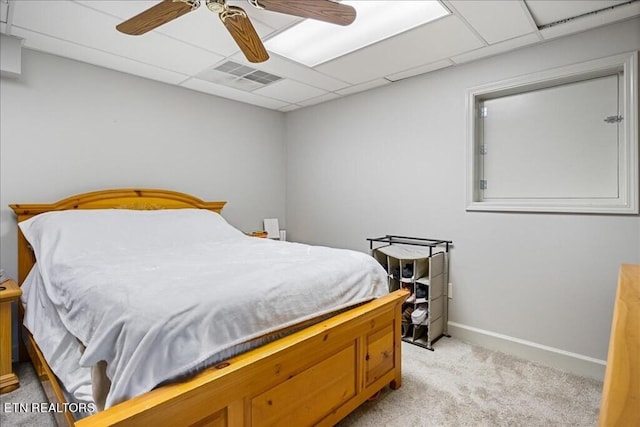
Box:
367 235 452 256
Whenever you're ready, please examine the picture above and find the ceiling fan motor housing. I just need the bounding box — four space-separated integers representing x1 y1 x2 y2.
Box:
206 0 227 13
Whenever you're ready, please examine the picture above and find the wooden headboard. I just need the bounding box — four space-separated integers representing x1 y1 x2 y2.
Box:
10 188 226 284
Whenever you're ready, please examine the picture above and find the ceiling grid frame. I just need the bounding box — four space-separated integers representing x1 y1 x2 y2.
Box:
1 0 638 110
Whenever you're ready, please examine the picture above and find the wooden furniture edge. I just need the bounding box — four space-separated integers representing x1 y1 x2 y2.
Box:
10 188 226 216
598 264 640 426
0 279 22 301
0 280 22 394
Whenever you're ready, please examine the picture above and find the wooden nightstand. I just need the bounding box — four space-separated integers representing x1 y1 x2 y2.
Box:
245 231 269 238
0 279 22 394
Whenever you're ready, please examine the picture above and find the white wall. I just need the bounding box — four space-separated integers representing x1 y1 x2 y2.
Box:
285 17 640 371
0 50 287 282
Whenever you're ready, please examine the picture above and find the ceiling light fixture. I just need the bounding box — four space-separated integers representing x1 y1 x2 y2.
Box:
265 1 450 67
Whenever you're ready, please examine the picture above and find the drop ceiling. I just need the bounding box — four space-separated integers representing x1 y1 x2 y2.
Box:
1 0 639 111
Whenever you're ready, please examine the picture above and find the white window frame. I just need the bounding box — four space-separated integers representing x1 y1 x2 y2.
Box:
466 51 638 214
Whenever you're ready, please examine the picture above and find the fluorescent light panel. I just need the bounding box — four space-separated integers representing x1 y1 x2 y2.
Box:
265 1 450 67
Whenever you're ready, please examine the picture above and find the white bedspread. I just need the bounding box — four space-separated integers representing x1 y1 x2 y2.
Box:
22 266 94 405
19 209 388 409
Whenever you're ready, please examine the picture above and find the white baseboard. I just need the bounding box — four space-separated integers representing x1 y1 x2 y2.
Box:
447 321 606 381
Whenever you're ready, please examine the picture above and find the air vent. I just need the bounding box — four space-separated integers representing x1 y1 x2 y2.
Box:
533 0 637 30
197 61 282 91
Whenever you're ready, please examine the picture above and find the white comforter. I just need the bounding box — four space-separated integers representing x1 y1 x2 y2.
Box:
19 209 388 409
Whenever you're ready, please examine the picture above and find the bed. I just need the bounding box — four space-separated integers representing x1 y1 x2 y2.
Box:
10 188 408 427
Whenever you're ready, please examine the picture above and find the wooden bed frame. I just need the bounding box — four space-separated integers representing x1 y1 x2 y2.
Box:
10 188 408 427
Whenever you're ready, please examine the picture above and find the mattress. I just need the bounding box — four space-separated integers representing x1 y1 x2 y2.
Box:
19 209 388 412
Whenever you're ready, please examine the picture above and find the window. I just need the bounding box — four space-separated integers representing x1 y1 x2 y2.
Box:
466 51 638 214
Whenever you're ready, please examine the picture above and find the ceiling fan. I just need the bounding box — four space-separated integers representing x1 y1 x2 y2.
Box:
116 0 357 63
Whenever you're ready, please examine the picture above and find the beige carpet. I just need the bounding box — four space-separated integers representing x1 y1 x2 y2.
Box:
338 338 602 426
0 337 602 426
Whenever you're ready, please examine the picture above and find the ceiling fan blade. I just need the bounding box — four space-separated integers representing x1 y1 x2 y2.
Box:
116 0 199 35
220 6 269 63
252 0 356 26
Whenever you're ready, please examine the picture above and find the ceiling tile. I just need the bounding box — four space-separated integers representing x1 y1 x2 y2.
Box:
11 1 224 75
525 0 631 26
385 59 454 81
278 104 303 112
449 0 537 44
180 77 289 109
252 79 328 103
536 1 640 39
296 92 341 107
316 15 484 84
243 53 351 92
12 27 189 85
75 1 165 21
451 32 541 64
196 69 265 91
335 79 390 96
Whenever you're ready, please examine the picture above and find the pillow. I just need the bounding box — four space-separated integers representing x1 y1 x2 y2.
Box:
19 208 244 270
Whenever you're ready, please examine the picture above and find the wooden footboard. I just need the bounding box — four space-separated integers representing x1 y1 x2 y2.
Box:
51 289 405 427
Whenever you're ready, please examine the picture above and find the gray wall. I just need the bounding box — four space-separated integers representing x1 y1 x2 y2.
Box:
285 17 640 363
0 50 287 282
